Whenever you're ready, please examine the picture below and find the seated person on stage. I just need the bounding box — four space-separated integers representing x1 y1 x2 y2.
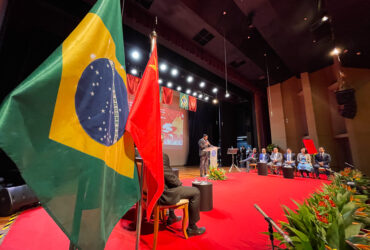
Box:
242 148 258 172
258 148 270 163
239 146 247 168
314 147 332 179
159 153 206 236
297 147 313 177
267 147 283 174
283 148 296 168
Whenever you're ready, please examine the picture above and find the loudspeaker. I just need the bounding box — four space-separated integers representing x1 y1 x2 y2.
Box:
335 88 357 119
0 185 39 216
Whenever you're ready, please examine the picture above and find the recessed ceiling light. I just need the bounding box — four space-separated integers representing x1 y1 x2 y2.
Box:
247 36 251 39
160 63 168 72
330 48 340 56
321 16 329 22
204 96 209 101
176 86 182 91
356 51 362 56
313 40 317 43
198 94 203 99
193 92 197 96
212 98 218 104
225 92 230 98
187 76 194 83
223 11 227 15
212 87 218 93
158 78 163 84
199 81 206 88
131 50 140 60
303 17 308 21
131 68 138 75
167 82 173 88
186 89 191 94
171 68 179 77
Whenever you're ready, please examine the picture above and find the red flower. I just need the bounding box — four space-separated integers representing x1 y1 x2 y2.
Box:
318 201 327 207
323 195 330 200
329 200 336 207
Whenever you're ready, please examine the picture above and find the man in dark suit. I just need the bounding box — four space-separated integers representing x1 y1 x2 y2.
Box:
259 148 270 163
283 148 296 167
314 147 331 178
198 134 212 177
159 154 206 236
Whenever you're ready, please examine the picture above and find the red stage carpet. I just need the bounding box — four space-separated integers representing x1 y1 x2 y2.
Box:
0 173 330 250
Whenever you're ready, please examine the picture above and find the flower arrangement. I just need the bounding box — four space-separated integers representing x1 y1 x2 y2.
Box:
208 166 227 180
267 168 370 249
267 143 279 153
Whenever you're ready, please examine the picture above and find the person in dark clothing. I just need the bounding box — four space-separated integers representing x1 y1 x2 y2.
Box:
159 153 206 236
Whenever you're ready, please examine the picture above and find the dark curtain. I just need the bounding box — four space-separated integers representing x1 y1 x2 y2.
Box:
186 101 219 166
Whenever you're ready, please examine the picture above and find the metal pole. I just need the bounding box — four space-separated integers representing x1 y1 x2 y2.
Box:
135 159 144 250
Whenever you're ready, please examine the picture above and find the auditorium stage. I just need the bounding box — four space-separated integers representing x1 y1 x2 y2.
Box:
0 170 330 250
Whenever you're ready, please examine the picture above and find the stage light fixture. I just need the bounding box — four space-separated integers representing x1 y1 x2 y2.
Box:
186 89 191 94
131 50 140 61
225 91 230 98
158 78 163 84
131 68 138 75
204 96 209 101
171 68 179 77
176 86 182 91
321 16 329 22
212 87 218 93
199 81 206 88
193 92 197 97
330 48 340 56
212 98 218 104
167 82 173 88
187 76 194 83
159 63 168 72
198 94 203 99
356 51 362 56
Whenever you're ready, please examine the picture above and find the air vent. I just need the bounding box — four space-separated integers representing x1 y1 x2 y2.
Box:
193 29 215 46
229 59 246 68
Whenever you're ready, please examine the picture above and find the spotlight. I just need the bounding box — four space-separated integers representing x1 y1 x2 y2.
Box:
171 68 178 77
167 82 173 88
131 68 138 75
158 78 163 84
186 89 191 94
187 76 194 83
199 81 206 88
160 63 168 72
212 87 218 93
198 94 203 99
225 91 230 98
356 51 362 56
131 50 140 61
321 16 329 22
212 98 218 104
176 86 182 91
193 92 197 96
330 48 340 56
204 96 209 101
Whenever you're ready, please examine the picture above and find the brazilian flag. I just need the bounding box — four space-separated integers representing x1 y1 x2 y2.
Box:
179 93 189 110
0 0 140 249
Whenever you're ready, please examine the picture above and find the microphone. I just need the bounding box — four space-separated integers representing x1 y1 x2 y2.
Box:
345 162 355 168
254 204 294 247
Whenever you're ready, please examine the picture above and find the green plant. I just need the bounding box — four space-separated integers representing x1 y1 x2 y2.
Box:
267 143 279 153
208 166 227 180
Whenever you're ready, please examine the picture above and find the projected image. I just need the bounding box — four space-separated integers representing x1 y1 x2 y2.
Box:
161 108 184 146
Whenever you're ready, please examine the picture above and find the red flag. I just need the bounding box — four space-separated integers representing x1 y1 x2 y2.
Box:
161 87 173 104
303 139 317 154
189 96 197 112
126 41 163 218
127 74 141 95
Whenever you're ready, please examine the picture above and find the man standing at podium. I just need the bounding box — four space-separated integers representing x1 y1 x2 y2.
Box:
198 134 212 177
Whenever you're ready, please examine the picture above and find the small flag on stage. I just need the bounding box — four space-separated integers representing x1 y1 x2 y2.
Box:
127 74 141 95
161 87 173 104
0 0 140 249
189 95 197 112
179 93 189 110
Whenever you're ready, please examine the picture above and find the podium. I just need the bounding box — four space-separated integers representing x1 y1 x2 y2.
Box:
203 146 220 168
227 148 240 172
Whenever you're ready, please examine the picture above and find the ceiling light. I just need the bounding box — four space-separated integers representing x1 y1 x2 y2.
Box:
171 68 178 77
160 63 168 72
330 48 340 56
158 78 163 84
321 16 329 22
131 68 138 75
198 94 203 99
225 92 230 98
204 96 209 101
356 51 362 56
212 98 218 104
167 82 173 88
212 87 218 93
223 11 227 15
176 86 182 91
199 81 206 88
186 89 191 94
187 76 194 83
131 50 140 61
193 92 197 96
303 17 308 21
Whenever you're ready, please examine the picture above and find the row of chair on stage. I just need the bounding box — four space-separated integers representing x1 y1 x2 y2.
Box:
239 146 332 179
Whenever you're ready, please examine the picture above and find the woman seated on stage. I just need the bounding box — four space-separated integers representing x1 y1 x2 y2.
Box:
297 147 313 178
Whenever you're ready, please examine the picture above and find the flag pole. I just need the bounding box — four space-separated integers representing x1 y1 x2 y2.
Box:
134 20 158 250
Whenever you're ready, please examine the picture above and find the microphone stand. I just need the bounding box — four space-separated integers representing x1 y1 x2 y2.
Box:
254 204 294 249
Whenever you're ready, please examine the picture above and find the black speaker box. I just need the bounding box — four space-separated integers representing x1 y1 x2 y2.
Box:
335 88 356 105
0 185 39 216
339 103 357 119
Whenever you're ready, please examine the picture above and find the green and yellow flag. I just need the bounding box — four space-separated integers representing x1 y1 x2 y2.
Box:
0 0 140 249
179 93 189 110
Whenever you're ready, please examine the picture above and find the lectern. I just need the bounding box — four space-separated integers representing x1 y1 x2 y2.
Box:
203 146 220 168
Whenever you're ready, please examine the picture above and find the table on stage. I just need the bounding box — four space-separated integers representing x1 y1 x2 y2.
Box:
192 180 213 211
